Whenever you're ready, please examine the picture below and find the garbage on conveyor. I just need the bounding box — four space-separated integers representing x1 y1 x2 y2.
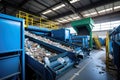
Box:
25 31 74 52
25 38 57 63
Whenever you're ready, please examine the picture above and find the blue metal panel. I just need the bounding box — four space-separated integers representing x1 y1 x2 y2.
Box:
26 25 51 33
0 13 25 80
0 15 22 53
51 28 71 41
109 25 120 70
26 52 75 80
71 36 89 48
25 54 49 80
113 41 120 69
0 54 20 79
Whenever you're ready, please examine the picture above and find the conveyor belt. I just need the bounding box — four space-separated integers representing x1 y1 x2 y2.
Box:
25 35 79 80
25 31 74 51
25 31 84 58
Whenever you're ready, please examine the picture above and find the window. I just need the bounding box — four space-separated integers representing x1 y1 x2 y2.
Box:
92 20 120 31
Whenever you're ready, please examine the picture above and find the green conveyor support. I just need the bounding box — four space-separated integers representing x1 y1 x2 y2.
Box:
71 17 94 48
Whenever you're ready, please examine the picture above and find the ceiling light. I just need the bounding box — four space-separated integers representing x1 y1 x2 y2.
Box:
73 16 80 19
62 19 68 22
56 19 61 22
106 8 112 11
98 10 106 13
83 14 91 17
52 4 65 10
83 12 97 17
67 18 73 21
57 19 68 23
42 10 52 14
58 20 68 23
70 0 80 3
90 12 97 15
41 15 48 19
114 6 120 9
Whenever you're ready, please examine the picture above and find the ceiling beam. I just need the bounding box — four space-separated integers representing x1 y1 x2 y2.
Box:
18 0 30 7
37 2 61 13
0 0 40 16
60 11 120 25
11 0 30 14
0 6 4 12
89 0 99 15
0 1 7 14
3 5 7 14
49 0 119 20
60 0 83 18
34 0 60 15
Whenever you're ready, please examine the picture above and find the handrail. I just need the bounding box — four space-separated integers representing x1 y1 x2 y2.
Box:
16 11 59 29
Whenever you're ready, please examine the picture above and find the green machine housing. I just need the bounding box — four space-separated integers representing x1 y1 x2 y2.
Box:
71 17 94 48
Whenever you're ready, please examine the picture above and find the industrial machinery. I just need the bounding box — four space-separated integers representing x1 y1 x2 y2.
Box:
51 28 71 42
26 25 51 36
25 32 79 80
71 35 90 55
71 17 94 49
39 27 90 57
71 36 89 48
0 13 25 80
15 11 92 79
109 25 120 71
16 11 84 79
26 29 85 58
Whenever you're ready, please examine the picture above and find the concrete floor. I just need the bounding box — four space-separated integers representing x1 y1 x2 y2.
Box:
58 48 118 80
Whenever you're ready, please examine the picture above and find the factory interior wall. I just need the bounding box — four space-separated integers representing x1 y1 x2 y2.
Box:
93 11 120 24
92 30 108 38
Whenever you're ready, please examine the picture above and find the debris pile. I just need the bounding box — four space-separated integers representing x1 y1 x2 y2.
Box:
25 38 57 63
25 31 74 52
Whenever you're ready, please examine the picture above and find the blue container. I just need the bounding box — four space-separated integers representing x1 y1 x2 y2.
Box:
0 54 20 79
0 13 25 80
51 28 71 41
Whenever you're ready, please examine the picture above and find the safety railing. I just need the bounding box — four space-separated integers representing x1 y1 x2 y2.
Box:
16 11 58 29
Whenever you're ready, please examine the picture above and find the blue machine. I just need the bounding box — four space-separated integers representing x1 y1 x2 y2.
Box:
26 25 51 36
51 28 71 42
25 26 91 79
71 36 89 48
71 35 90 56
109 25 120 70
25 35 78 80
28 27 88 58
0 13 25 80
51 28 89 49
